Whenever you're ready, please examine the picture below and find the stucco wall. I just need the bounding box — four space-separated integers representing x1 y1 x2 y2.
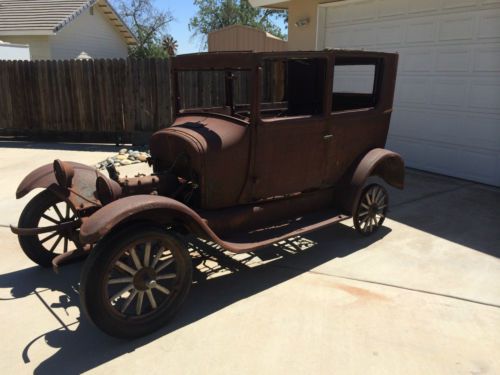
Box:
0 36 51 60
286 0 340 50
50 6 129 60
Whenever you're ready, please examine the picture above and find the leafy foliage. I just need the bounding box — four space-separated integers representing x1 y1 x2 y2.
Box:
113 0 177 58
189 0 287 47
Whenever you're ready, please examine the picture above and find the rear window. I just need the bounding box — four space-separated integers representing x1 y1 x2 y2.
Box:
332 58 383 112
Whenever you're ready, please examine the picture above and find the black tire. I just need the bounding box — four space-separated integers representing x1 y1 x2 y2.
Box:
80 225 192 339
18 189 80 267
353 183 388 236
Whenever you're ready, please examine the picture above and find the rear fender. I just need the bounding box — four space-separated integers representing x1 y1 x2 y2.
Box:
335 148 405 214
79 195 217 245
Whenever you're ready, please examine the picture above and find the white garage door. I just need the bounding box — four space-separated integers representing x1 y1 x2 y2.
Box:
318 0 500 186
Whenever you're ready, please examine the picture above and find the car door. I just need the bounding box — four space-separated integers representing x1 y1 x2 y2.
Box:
251 57 333 201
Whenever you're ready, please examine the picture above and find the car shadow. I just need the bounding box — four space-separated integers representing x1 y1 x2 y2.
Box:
0 223 390 374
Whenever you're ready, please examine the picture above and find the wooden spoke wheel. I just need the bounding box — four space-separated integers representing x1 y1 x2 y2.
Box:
353 183 388 236
80 225 192 338
18 190 81 267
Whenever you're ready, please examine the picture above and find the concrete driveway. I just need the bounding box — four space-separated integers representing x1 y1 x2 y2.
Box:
0 141 499 375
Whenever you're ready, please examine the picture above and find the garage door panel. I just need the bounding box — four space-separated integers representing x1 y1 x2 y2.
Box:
477 11 500 39
388 136 499 185
438 14 476 41
322 0 500 186
462 113 500 151
390 109 430 139
436 48 471 71
400 49 433 72
395 78 430 105
483 0 500 6
376 23 404 45
469 80 500 112
473 47 500 71
456 148 500 183
405 20 437 43
325 25 377 47
443 0 479 10
391 108 465 147
378 0 408 18
431 79 468 108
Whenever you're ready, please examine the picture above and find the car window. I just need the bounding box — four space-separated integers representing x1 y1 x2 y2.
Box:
332 60 382 112
259 58 327 121
176 69 251 117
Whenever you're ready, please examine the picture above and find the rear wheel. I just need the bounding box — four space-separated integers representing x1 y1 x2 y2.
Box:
353 183 388 236
80 225 192 338
18 189 80 267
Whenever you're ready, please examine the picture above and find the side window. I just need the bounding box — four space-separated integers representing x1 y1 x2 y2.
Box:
332 59 382 112
177 70 250 114
260 58 327 120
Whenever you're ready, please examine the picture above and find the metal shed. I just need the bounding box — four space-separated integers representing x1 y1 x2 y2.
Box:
208 24 287 52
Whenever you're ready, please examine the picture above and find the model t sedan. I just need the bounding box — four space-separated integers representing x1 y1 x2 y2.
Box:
11 50 404 338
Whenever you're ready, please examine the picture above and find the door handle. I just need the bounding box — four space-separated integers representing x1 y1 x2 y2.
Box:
323 134 333 140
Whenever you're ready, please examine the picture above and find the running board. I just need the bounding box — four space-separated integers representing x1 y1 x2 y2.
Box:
213 209 350 253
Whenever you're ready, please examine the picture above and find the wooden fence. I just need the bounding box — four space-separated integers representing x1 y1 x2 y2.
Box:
0 58 284 142
0 58 172 141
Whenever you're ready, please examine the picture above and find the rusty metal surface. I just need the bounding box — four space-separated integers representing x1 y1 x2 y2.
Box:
78 191 350 253
334 148 405 214
10 220 79 236
79 195 208 245
150 115 250 209
165 50 400 210
16 161 103 200
18 50 403 256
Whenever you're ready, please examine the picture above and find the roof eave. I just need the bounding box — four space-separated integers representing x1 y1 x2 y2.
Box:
53 0 98 33
248 0 290 9
0 30 55 36
96 0 138 45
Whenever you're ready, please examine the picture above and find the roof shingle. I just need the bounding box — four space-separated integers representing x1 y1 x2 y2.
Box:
0 0 136 44
0 0 97 32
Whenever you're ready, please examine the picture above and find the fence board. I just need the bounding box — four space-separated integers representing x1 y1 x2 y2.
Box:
0 58 278 141
0 58 174 140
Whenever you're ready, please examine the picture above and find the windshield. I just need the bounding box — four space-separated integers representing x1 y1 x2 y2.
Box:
176 69 252 121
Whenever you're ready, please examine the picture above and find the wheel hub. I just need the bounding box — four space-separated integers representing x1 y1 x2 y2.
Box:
368 204 378 216
133 268 157 291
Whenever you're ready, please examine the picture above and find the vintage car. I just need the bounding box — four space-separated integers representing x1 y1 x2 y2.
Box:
11 50 404 338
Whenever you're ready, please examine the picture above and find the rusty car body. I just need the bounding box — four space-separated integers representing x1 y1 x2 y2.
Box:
12 50 404 338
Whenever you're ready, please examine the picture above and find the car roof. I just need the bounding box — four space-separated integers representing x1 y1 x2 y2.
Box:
172 50 398 70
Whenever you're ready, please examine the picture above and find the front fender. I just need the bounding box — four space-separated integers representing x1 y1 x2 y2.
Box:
335 148 405 214
16 161 102 199
79 195 217 245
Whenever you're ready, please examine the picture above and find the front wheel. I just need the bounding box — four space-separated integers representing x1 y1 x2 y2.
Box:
18 189 81 267
353 183 388 236
80 225 192 338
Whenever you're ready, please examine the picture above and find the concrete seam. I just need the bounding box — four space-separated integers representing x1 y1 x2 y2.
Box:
273 264 500 309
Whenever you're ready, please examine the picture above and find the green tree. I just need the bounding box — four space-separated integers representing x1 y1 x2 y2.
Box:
113 0 177 58
189 0 287 47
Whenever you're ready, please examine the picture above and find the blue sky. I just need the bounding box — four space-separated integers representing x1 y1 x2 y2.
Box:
157 1 203 55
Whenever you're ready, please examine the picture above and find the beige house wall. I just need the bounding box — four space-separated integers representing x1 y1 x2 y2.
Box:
50 6 129 60
0 36 51 60
279 0 340 51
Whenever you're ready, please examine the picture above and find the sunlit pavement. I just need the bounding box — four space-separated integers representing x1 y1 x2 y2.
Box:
0 142 499 374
